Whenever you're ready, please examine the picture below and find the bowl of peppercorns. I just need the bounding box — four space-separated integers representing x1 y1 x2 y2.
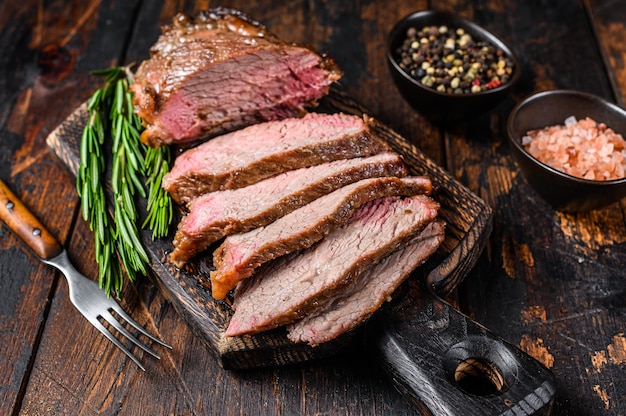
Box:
387 10 520 124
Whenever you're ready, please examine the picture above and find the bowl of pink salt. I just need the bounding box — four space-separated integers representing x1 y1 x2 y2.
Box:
507 89 626 212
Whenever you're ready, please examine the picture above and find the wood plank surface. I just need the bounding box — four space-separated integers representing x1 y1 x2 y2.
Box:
0 1 128 415
1 0 626 415
455 1 626 414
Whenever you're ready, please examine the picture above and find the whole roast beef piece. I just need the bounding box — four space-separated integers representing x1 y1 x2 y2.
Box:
225 194 440 337
170 152 407 267
287 220 445 346
162 112 387 205
131 8 342 147
210 176 433 300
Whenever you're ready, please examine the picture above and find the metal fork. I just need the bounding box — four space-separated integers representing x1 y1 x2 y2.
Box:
0 179 171 371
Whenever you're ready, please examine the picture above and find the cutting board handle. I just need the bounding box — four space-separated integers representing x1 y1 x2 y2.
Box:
376 288 556 415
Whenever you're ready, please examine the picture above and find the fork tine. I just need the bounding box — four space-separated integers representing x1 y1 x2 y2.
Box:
101 310 161 359
108 303 172 349
90 318 146 371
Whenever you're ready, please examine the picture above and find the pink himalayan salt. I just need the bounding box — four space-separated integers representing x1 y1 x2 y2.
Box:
522 116 626 180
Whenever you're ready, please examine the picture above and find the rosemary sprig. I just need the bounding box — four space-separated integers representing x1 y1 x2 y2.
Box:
110 75 149 283
77 66 173 296
143 146 174 239
77 69 124 294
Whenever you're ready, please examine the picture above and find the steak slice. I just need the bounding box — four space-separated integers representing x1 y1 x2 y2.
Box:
131 8 342 147
210 176 433 300
287 220 445 346
170 152 407 267
225 194 440 337
162 112 387 204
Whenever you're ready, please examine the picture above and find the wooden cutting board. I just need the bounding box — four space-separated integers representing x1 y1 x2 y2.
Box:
47 86 558 414
46 86 492 370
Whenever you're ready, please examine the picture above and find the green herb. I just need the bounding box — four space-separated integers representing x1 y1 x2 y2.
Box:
143 146 174 239
77 66 173 296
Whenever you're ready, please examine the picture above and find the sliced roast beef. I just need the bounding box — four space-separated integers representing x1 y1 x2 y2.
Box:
162 112 387 204
287 220 445 346
170 152 407 267
225 194 440 337
210 176 433 300
131 8 342 147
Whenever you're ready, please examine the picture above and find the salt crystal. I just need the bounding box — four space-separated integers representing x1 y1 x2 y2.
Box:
564 116 577 126
599 143 613 157
522 116 626 180
583 170 595 180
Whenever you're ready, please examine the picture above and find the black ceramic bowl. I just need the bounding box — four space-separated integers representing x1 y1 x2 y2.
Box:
507 90 626 212
387 10 521 124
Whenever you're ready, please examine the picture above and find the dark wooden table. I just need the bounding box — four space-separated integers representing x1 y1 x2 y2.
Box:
2 0 626 414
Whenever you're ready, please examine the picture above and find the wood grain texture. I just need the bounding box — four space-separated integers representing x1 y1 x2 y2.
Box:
0 2 94 414
445 0 626 415
0 180 63 260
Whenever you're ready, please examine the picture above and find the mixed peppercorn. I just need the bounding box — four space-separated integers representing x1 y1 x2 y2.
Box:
394 25 515 94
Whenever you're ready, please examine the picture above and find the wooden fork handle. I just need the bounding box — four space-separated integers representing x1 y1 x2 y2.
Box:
0 179 63 260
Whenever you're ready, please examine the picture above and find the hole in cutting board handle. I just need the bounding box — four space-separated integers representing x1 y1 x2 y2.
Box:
454 357 504 396
443 336 518 397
